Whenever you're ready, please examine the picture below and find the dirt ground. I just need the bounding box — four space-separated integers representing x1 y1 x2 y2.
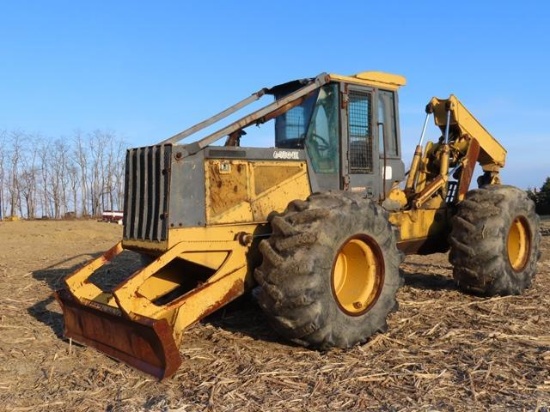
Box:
0 219 549 412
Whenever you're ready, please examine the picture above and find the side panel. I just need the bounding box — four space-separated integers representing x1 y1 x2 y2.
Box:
168 149 206 228
205 159 310 224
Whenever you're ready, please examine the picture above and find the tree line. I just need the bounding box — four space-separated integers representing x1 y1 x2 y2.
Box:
0 129 127 220
2 127 548 220
527 177 550 216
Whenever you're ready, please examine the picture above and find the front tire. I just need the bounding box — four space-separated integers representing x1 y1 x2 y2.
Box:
449 185 540 296
254 192 403 349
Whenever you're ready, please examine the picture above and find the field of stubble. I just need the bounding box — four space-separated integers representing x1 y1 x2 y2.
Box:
0 220 548 411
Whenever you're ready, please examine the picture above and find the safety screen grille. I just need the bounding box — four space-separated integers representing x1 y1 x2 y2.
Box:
123 145 171 242
348 90 373 173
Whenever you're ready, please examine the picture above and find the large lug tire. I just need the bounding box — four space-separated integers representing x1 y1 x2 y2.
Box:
449 185 541 296
254 192 403 349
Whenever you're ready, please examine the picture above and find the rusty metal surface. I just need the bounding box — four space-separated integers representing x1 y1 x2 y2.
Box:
206 160 249 218
171 278 245 327
55 289 182 380
457 138 481 201
205 159 310 225
252 164 304 195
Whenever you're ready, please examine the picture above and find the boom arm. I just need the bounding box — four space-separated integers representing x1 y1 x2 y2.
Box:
430 95 506 174
407 95 507 206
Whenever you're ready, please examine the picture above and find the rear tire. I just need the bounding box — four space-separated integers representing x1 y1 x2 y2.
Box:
254 192 403 349
449 185 540 296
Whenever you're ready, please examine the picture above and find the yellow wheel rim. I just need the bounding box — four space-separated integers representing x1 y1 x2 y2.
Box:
332 236 384 316
507 217 531 271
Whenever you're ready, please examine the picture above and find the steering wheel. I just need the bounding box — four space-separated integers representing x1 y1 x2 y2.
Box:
311 133 330 150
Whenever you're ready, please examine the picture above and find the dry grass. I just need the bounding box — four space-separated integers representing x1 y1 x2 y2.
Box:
0 220 549 411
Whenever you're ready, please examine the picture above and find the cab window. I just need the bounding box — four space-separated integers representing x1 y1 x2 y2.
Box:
378 90 399 158
305 83 340 174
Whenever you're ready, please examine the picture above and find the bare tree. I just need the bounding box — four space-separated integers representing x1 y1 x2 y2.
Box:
6 131 25 218
37 141 51 218
112 138 127 211
46 139 71 219
101 132 127 212
19 170 37 218
88 129 112 217
17 134 41 219
67 164 80 215
73 131 90 217
0 129 6 219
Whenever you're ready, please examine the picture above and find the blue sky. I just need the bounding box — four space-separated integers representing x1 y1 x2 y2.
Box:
1 1 548 189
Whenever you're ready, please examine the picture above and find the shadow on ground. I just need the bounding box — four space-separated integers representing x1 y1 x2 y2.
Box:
202 293 287 346
29 253 104 338
28 252 285 347
401 261 457 292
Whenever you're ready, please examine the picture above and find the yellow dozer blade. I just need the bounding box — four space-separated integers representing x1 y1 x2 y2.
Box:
56 288 182 379
55 240 249 380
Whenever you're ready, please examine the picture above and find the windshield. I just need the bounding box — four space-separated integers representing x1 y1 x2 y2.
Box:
274 90 319 148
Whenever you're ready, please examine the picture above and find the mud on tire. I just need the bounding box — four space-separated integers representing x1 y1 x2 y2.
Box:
254 192 403 349
449 185 540 296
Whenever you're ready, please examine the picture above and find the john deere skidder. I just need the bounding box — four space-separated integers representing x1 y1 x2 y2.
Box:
56 71 540 379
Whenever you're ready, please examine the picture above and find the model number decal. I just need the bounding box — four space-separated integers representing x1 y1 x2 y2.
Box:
273 150 300 160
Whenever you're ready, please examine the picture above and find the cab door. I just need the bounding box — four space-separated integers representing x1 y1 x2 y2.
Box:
342 85 380 199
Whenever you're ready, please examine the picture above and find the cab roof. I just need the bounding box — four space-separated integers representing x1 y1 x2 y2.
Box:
329 71 407 90
267 71 406 97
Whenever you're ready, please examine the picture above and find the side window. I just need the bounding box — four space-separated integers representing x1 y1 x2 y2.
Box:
275 93 317 148
305 84 340 174
348 90 373 173
378 90 399 158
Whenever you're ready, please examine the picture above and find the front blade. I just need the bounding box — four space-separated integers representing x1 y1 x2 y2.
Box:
55 289 182 380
